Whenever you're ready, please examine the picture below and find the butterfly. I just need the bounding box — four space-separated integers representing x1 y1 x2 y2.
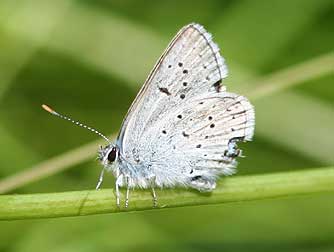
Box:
43 23 255 208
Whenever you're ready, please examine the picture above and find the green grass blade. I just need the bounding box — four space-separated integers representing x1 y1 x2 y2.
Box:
0 167 333 220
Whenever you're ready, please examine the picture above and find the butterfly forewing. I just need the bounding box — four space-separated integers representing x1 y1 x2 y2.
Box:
119 24 227 154
117 23 254 190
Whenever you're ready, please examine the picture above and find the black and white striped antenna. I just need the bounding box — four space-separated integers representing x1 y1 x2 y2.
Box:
42 104 111 144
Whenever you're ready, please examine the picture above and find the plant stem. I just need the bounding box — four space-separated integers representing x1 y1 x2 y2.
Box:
1 167 333 220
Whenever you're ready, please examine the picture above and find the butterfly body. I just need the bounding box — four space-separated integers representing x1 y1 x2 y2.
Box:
97 23 255 206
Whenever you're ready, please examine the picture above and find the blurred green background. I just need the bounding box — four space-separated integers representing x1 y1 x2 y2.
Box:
0 0 333 251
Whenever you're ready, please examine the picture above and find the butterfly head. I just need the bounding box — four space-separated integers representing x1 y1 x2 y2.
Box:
98 144 119 166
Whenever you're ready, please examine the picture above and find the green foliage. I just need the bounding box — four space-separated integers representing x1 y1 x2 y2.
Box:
0 0 333 251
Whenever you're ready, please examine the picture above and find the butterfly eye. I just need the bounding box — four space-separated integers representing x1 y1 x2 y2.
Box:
107 147 117 162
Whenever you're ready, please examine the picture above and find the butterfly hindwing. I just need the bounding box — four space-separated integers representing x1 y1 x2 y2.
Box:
140 91 254 190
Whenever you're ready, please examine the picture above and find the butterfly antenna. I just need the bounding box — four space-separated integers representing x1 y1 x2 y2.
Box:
42 104 112 144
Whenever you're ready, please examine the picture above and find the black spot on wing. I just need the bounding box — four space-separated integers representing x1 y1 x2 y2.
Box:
182 131 190 137
159 87 171 96
213 80 222 92
191 175 202 181
229 136 245 142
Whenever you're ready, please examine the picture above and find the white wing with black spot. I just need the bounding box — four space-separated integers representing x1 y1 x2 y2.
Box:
117 23 254 190
139 90 254 191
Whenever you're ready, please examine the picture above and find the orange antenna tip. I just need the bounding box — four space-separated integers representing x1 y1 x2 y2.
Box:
41 104 111 143
42 104 56 114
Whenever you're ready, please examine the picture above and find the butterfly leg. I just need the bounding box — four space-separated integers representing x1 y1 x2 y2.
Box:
151 187 158 208
95 168 105 190
115 170 121 208
148 176 158 207
125 176 130 208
